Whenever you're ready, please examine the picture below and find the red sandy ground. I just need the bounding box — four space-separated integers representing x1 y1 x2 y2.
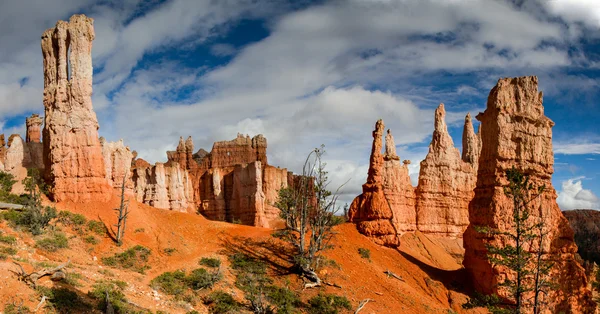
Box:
0 196 487 313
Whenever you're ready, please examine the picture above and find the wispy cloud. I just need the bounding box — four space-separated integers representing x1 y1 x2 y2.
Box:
554 142 600 155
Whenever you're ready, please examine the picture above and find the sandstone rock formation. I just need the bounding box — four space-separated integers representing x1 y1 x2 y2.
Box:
41 15 110 202
463 76 594 312
415 104 477 238
564 209 600 265
101 138 134 194
132 160 193 212
348 120 415 247
26 114 43 143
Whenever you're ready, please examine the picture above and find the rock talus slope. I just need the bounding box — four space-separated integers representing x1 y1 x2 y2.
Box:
462 76 595 313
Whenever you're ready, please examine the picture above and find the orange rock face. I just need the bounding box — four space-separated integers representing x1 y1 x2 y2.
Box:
463 76 595 312
349 120 415 247
415 104 477 238
101 138 134 195
41 15 111 202
26 114 43 143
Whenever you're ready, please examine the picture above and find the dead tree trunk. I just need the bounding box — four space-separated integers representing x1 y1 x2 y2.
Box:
114 175 129 246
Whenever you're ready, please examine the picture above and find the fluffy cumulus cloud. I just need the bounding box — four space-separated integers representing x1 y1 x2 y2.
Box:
1 0 600 203
557 177 600 210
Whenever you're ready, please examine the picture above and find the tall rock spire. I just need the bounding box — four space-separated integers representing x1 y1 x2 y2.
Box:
462 113 480 169
463 76 594 312
415 104 476 238
42 14 110 202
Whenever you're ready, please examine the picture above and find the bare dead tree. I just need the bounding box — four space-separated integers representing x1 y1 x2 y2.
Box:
275 145 347 288
114 175 130 246
11 259 70 288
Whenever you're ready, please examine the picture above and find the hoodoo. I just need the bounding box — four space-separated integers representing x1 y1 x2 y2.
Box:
415 104 477 238
462 76 595 312
41 15 111 202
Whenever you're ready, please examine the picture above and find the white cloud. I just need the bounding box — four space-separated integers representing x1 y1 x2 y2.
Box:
557 177 600 210
554 141 600 155
544 0 600 28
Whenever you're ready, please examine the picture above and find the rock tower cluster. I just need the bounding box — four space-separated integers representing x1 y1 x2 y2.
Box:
349 104 479 245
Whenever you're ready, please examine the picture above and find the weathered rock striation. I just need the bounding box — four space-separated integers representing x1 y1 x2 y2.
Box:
41 15 110 202
128 134 296 225
415 104 477 238
26 114 43 144
348 120 415 247
101 138 134 195
463 76 594 312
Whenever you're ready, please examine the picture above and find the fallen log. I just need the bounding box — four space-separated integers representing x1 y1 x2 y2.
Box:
11 259 70 288
0 202 24 210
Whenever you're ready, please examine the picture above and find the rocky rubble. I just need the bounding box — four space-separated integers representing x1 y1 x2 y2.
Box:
462 76 594 313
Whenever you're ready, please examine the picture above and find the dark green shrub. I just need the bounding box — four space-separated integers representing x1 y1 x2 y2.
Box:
0 246 17 256
150 270 187 295
64 272 84 287
84 235 99 245
187 268 221 290
101 245 151 273
462 292 510 313
151 267 221 295
3 303 32 314
88 280 129 313
204 291 241 314
265 285 302 314
229 253 266 274
358 248 370 259
57 211 87 226
199 257 221 268
0 171 16 201
87 220 107 235
163 247 176 255
35 232 68 252
307 293 352 314
20 205 56 235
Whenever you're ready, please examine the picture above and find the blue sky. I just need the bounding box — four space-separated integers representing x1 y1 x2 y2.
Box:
0 0 599 209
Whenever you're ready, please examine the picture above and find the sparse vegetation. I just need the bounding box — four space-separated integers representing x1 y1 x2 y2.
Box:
84 235 99 245
101 245 151 273
0 232 16 245
307 293 352 314
265 285 302 314
358 248 370 260
35 232 69 252
87 219 107 235
3 303 32 314
163 247 177 255
204 291 241 314
151 266 222 295
134 228 145 233
36 286 92 312
200 257 221 268
88 280 131 313
0 171 17 202
57 210 87 227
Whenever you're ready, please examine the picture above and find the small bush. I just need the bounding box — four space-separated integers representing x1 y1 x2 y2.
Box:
88 280 129 313
64 272 84 287
204 291 241 314
358 248 370 260
199 257 221 268
265 285 302 314
0 233 16 245
462 292 509 313
308 293 352 314
3 303 32 314
163 247 177 255
0 246 18 256
87 220 107 235
229 253 266 275
20 205 57 235
84 235 99 245
35 232 69 252
134 228 145 233
0 171 16 198
57 211 87 226
187 268 221 290
151 268 221 295
101 245 151 273
151 270 187 295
